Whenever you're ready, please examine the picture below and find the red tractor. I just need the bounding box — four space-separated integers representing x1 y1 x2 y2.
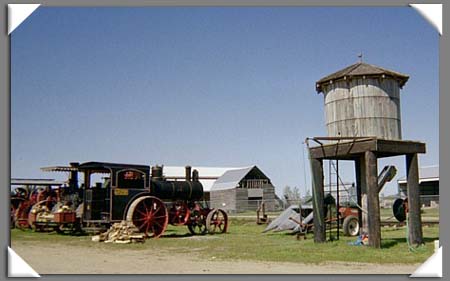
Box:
338 205 360 236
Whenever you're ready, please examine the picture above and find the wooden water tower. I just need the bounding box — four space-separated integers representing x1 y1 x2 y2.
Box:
316 62 409 140
307 61 425 248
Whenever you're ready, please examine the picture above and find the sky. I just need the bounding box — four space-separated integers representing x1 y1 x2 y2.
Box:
11 7 439 197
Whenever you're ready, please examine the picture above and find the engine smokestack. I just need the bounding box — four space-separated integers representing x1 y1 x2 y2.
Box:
192 169 199 182
185 166 192 181
151 165 164 181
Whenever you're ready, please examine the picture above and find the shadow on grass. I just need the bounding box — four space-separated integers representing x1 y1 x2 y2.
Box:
60 231 89 237
161 231 193 238
381 239 398 248
263 230 297 236
381 237 438 249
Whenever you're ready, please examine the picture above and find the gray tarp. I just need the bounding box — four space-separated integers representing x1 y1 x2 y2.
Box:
263 204 314 233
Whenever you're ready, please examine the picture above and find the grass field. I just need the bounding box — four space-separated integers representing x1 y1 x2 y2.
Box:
11 217 439 265
233 207 440 220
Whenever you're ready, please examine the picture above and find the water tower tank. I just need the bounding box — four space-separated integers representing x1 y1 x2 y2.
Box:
315 62 409 140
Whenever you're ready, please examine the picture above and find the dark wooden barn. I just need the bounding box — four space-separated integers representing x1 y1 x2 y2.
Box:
209 166 277 212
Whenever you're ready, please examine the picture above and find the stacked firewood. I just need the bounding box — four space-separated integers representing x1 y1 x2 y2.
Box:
92 220 145 244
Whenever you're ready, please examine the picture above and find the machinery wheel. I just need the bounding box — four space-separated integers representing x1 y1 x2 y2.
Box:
13 187 29 199
126 196 168 238
393 198 407 222
206 209 228 234
55 223 76 234
342 215 359 236
169 202 190 226
14 202 32 229
187 208 207 235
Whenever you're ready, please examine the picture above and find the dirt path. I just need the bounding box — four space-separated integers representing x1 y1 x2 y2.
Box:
11 240 420 275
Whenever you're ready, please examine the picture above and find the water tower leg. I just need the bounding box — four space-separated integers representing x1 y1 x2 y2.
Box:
406 153 424 245
365 151 381 248
311 158 325 243
355 157 368 234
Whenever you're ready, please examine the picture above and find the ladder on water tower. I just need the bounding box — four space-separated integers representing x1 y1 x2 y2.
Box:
328 160 341 241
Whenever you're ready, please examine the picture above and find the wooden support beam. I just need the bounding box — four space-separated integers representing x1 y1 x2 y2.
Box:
355 158 362 232
311 158 325 243
406 153 424 245
308 139 426 160
355 156 368 234
365 151 381 248
309 139 376 159
377 140 426 155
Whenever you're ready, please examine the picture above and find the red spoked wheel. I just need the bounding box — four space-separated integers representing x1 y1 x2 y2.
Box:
187 204 208 235
126 196 168 238
206 209 228 234
169 201 190 226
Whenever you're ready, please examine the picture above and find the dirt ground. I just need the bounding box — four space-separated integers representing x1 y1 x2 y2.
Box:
11 240 420 275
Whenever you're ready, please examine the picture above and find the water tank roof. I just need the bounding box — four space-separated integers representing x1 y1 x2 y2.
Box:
316 62 409 93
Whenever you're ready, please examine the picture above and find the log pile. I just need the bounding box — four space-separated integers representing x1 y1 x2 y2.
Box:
92 220 145 244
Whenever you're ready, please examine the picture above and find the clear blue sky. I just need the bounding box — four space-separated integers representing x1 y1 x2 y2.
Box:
11 7 439 197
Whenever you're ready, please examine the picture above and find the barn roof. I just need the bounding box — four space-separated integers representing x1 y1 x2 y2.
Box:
397 165 439 184
210 166 270 191
316 62 409 93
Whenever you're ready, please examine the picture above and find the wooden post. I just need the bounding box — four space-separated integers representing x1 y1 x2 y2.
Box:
406 153 423 245
355 157 367 234
311 158 325 243
365 151 381 248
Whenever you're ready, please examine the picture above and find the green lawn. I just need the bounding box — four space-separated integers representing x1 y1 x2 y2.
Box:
11 218 439 265
233 207 440 220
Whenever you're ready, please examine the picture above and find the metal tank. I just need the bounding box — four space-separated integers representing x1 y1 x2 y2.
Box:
315 62 409 140
150 166 203 201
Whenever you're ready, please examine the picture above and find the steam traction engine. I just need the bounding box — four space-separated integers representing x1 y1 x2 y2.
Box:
10 179 66 230
78 162 227 238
